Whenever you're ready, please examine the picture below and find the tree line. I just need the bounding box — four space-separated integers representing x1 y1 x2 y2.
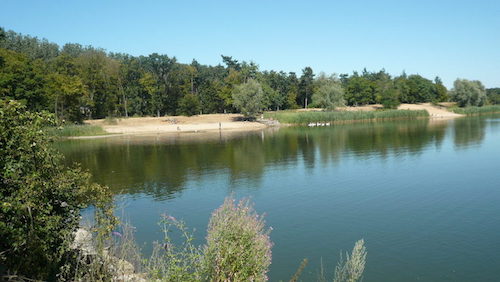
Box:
0 27 497 122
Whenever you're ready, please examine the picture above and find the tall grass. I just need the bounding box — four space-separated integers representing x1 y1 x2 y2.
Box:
264 109 429 124
61 197 367 281
46 124 109 137
450 105 500 115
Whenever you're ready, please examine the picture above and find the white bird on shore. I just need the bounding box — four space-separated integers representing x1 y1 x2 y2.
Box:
308 123 316 127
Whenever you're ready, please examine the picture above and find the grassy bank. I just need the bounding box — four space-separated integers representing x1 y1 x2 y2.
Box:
46 124 109 137
450 105 500 115
264 109 429 125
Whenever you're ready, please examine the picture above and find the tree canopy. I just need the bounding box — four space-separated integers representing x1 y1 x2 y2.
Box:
450 79 487 107
232 79 265 118
0 27 496 121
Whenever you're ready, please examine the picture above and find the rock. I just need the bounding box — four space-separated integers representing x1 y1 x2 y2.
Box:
71 228 147 281
71 228 96 255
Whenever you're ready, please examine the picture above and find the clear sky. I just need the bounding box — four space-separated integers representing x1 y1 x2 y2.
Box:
2 0 499 88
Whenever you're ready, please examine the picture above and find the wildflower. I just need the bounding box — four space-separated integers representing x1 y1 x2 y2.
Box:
112 231 122 237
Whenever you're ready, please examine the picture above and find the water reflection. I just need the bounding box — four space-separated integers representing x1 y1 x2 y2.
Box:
57 116 494 200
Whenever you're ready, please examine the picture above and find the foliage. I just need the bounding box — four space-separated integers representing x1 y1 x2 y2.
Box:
232 79 266 118
450 79 487 107
332 239 367 282
0 100 115 280
486 88 500 105
378 87 400 109
203 197 272 281
178 93 201 116
9 27 500 123
265 109 429 124
312 75 345 110
450 105 500 115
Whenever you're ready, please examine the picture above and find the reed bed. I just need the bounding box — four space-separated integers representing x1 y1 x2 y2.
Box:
46 124 109 137
264 109 429 125
450 105 500 115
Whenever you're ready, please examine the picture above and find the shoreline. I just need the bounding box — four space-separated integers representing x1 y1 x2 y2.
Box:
68 104 466 140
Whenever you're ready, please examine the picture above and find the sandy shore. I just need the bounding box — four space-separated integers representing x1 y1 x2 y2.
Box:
76 104 462 139
84 114 267 136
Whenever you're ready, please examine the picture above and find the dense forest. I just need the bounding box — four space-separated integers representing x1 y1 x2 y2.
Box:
0 27 497 122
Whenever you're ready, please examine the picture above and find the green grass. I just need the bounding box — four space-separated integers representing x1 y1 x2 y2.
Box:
450 105 500 115
46 124 109 137
264 109 429 124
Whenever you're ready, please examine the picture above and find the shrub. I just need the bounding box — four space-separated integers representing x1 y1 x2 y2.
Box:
333 239 367 282
0 100 114 280
178 94 202 116
378 88 400 109
203 197 272 281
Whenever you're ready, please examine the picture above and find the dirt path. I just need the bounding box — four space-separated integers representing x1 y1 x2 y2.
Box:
85 114 267 135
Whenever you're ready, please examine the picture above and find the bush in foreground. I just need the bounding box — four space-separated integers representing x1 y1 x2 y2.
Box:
333 239 367 282
203 197 273 281
0 100 115 280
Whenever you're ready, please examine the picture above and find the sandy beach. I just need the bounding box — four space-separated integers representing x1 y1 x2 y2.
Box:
84 114 267 135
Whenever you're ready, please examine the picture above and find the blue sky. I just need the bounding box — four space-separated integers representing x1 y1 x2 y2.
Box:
2 0 499 88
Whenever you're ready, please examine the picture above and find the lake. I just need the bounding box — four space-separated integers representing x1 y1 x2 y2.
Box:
57 114 500 281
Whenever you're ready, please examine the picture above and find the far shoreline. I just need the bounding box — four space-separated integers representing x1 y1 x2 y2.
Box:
65 103 469 140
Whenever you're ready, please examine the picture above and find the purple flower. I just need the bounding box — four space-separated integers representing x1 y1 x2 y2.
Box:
112 231 122 237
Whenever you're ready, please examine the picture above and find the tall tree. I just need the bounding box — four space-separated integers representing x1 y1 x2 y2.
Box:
298 67 314 108
232 79 265 118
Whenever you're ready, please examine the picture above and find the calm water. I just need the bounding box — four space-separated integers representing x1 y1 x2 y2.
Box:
58 115 500 281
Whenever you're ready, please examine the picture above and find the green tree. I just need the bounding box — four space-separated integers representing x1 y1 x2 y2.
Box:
232 79 265 118
450 79 487 107
375 75 400 109
0 48 49 111
486 88 500 104
178 93 201 116
344 74 375 106
312 75 345 110
406 75 435 103
0 101 114 280
298 67 315 108
433 77 449 102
